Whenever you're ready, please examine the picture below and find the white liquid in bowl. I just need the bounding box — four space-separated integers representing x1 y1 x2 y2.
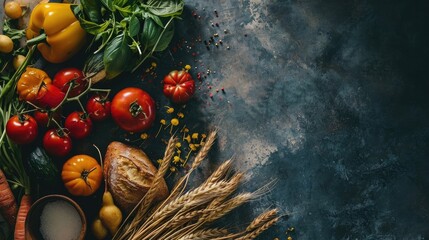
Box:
39 200 82 240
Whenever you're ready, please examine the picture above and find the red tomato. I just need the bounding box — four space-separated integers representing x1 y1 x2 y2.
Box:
6 114 38 144
43 129 72 157
163 70 196 104
36 83 66 109
111 87 155 132
65 111 93 139
33 110 61 128
86 94 111 121
53 68 88 97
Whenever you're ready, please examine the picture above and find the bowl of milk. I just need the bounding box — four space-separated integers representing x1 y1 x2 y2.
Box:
25 194 86 240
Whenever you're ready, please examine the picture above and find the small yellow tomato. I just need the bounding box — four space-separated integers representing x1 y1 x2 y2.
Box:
5 1 22 19
0 35 14 53
13 55 25 70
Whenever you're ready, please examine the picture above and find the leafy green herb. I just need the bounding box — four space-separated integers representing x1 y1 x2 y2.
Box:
103 34 134 79
77 0 184 80
3 23 25 40
100 0 114 11
142 0 184 17
141 17 173 52
79 0 102 22
129 15 140 37
78 18 111 35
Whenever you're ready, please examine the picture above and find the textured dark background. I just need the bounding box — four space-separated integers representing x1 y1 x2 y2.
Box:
172 0 429 239
2 0 429 239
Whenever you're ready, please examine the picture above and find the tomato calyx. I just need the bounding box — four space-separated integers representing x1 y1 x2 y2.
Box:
55 128 67 138
81 166 97 189
129 100 147 118
17 113 29 123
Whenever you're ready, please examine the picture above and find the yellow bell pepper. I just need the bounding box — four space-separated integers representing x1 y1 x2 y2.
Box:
26 3 87 63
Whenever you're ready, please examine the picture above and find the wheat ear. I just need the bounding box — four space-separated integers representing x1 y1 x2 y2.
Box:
130 180 231 239
150 172 244 240
235 217 280 240
177 228 229 240
245 209 278 232
191 129 217 169
113 136 177 240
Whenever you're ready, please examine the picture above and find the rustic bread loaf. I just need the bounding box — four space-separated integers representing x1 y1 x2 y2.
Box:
103 141 169 213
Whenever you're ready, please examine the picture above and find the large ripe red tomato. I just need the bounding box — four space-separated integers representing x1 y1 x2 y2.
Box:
43 129 72 157
111 87 155 132
86 94 111 121
6 114 38 144
53 68 88 98
64 111 93 139
163 70 195 104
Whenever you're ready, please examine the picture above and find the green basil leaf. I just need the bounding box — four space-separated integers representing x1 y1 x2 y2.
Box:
114 5 133 17
80 0 102 22
141 18 162 50
113 0 134 8
142 0 184 17
79 18 110 35
103 34 133 79
128 15 140 37
149 14 163 27
154 20 174 51
100 0 113 11
96 30 110 44
141 17 175 52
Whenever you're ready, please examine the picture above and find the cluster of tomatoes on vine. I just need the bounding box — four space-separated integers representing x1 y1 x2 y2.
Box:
6 67 112 157
6 66 197 158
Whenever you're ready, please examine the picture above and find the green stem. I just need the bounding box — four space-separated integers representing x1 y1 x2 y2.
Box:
0 46 36 100
26 33 47 46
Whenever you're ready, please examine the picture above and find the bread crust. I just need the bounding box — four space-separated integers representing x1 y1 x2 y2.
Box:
104 141 169 213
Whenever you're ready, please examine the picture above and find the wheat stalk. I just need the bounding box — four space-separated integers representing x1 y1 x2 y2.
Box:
114 136 177 240
150 173 244 240
152 130 218 214
116 130 279 240
205 192 253 223
191 129 217 170
203 158 233 186
137 136 177 215
131 181 231 239
169 130 218 200
235 217 280 240
245 209 278 232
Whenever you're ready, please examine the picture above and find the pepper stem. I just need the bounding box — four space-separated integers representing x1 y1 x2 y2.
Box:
26 33 47 46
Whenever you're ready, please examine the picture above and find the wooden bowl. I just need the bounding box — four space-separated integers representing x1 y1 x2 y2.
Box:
25 194 86 240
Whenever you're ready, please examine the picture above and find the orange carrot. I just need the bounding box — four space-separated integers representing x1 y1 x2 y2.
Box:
0 168 17 228
14 194 31 240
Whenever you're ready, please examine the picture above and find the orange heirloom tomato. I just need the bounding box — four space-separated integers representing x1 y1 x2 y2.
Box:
17 67 52 102
16 67 65 108
61 154 103 196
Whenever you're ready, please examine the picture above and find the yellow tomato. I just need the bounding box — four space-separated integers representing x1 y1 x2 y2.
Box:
0 35 13 53
13 55 25 70
5 1 22 19
62 155 103 196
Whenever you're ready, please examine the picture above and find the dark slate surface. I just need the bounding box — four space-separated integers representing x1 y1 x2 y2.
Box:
3 0 428 239
172 0 429 239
